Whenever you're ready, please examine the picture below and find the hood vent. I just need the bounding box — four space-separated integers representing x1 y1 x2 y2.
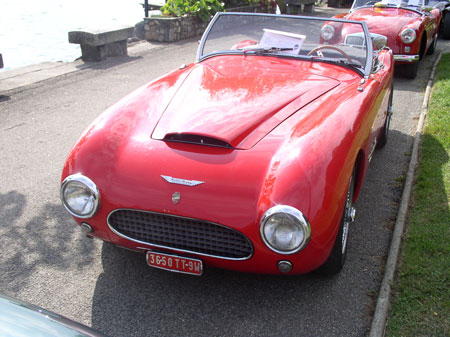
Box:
164 133 233 149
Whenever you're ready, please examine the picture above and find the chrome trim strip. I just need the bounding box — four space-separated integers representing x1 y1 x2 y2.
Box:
107 208 254 261
394 54 419 62
368 139 377 162
362 21 374 76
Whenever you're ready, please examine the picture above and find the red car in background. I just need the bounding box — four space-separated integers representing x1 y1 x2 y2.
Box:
330 0 441 78
428 0 450 38
60 13 393 276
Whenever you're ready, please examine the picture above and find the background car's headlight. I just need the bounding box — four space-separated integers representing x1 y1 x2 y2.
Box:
60 174 99 218
320 24 335 41
400 28 416 44
260 205 311 254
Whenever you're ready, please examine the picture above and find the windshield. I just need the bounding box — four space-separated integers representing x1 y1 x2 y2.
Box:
198 13 372 76
352 0 424 9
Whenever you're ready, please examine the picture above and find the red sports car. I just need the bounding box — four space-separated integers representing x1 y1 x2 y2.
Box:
331 0 441 78
60 13 393 276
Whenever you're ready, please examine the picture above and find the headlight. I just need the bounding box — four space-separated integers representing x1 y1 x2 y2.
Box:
60 174 100 218
400 28 416 44
260 205 311 254
321 24 335 41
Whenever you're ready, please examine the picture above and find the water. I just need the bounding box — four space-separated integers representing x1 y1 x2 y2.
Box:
0 0 146 71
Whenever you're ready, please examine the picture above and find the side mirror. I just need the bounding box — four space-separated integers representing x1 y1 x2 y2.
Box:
372 34 388 50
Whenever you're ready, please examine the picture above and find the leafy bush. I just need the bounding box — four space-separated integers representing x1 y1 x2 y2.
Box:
161 0 224 22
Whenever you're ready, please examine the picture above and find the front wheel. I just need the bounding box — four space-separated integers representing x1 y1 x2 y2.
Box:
426 35 437 55
317 171 356 275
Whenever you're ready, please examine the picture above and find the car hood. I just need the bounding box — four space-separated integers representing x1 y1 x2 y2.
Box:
346 7 420 35
151 57 340 149
63 56 361 234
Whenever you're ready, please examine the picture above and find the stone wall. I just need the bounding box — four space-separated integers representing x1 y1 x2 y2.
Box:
144 6 270 43
226 5 269 12
144 15 208 42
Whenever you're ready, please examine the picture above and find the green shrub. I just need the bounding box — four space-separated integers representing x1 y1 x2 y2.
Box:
161 0 225 22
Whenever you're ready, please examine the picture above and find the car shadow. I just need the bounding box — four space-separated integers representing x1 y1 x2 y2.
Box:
91 242 333 337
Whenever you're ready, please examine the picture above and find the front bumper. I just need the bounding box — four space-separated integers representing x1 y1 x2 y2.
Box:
394 54 419 63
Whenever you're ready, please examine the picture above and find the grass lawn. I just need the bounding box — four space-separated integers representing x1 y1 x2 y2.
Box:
386 53 450 336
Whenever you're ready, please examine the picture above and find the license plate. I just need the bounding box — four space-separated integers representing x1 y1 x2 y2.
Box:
146 251 203 276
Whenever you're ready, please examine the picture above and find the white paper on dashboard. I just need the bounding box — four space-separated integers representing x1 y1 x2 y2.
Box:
381 0 401 5
259 29 306 55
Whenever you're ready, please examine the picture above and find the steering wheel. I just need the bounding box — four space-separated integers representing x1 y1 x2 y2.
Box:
307 45 353 63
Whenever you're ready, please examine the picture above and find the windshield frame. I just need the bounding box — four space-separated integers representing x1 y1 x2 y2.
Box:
350 0 425 13
196 12 374 78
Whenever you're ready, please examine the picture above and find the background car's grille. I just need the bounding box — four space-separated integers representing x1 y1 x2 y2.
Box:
345 35 365 46
108 209 253 259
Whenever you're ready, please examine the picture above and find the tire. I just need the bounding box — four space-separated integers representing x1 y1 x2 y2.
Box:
402 61 419 79
426 35 437 55
377 86 393 149
444 11 450 40
316 170 356 275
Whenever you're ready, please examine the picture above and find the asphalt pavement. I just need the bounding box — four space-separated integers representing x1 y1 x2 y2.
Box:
1 9 449 337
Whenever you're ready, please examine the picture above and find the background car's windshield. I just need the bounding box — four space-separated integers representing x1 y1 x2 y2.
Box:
199 14 369 73
352 0 424 8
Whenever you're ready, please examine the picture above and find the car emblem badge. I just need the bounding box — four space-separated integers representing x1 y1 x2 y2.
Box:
172 192 181 204
161 175 204 186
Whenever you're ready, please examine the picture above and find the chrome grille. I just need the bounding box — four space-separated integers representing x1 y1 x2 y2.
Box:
345 34 365 46
108 209 253 259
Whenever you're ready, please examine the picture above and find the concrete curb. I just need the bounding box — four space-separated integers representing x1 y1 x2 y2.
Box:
369 50 444 337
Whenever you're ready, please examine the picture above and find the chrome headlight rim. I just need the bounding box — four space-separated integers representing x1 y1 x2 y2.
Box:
400 28 416 44
260 205 311 255
60 173 100 219
321 24 335 41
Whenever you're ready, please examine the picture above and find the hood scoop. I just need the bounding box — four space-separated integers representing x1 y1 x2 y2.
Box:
164 133 233 148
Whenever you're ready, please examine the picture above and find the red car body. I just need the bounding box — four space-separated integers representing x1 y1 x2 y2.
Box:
61 13 394 275
333 0 441 78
